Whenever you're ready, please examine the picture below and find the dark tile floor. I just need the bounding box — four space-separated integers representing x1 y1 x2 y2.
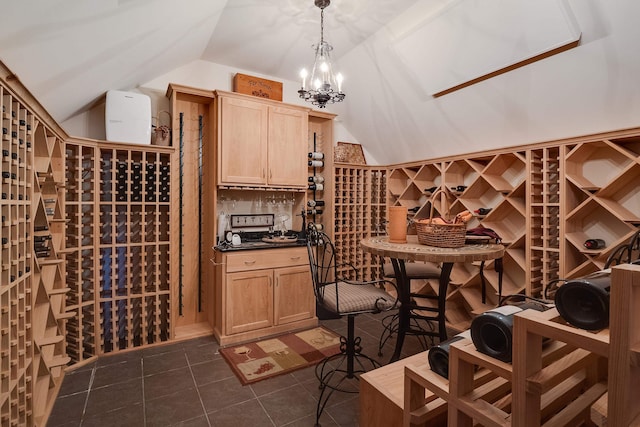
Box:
48 313 432 427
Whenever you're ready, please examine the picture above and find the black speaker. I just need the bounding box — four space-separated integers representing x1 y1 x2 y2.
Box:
427 331 470 378
470 302 549 363
554 269 610 331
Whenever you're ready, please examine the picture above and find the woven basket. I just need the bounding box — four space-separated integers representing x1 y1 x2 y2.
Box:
415 189 466 248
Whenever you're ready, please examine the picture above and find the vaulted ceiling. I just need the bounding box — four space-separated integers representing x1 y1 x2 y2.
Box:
1 0 639 164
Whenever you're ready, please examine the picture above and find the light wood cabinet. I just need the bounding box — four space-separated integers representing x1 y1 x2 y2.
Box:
217 91 308 188
268 106 308 187
226 270 273 335
214 246 317 346
274 265 315 325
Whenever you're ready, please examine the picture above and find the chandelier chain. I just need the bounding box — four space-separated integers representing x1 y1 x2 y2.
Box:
320 9 324 45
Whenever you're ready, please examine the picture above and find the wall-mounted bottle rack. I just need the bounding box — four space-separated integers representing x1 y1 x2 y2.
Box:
306 111 335 237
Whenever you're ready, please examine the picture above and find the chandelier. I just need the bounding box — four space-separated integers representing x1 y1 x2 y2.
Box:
298 0 345 108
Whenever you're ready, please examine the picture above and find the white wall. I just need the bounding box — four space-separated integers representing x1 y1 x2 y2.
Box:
61 59 370 160
61 1 640 167
331 0 640 164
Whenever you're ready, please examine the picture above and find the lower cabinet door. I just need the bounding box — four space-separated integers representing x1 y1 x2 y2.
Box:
226 270 274 335
274 265 315 325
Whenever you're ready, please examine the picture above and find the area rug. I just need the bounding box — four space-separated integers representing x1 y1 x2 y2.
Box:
220 327 341 385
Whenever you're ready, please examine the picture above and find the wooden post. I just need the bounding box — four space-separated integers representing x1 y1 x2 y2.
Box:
608 264 640 426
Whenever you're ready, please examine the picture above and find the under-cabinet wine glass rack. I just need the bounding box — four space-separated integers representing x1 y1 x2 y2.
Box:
64 139 173 360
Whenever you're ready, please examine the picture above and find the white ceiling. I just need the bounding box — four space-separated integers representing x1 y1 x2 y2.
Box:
2 0 640 164
0 0 424 123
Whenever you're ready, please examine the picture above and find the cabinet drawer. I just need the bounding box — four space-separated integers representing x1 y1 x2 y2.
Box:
225 247 307 273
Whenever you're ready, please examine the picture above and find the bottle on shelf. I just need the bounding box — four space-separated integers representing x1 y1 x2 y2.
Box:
424 185 438 194
307 200 325 207
308 175 324 183
474 207 492 215
308 160 324 168
308 152 324 160
307 209 323 215
584 238 605 249
308 183 324 191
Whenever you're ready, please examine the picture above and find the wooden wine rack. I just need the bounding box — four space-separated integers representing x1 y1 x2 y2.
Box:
385 129 640 331
306 111 336 236
1 82 35 427
2 66 70 426
333 164 387 280
64 139 173 359
527 147 561 298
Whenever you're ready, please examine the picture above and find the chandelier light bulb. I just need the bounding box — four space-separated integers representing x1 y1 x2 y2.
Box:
314 78 321 90
336 73 343 93
300 68 308 90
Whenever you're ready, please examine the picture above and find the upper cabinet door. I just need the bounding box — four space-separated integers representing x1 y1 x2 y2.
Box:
218 96 268 185
267 106 308 188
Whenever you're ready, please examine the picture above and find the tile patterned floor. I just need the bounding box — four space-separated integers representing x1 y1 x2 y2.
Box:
48 313 432 427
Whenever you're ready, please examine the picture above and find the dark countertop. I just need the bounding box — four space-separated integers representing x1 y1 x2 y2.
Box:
213 232 307 252
214 238 307 252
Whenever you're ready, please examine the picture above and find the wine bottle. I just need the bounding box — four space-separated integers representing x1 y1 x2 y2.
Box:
428 330 471 378
474 208 492 215
307 200 325 207
470 302 549 362
308 152 324 160
308 160 324 168
307 209 323 215
555 269 611 330
308 175 325 183
584 239 605 249
308 183 324 191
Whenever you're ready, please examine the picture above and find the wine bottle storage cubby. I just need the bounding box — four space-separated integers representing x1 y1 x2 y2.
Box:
563 137 640 277
380 132 640 332
384 154 527 331
64 143 96 363
333 165 387 281
31 105 69 424
64 140 173 359
2 71 76 425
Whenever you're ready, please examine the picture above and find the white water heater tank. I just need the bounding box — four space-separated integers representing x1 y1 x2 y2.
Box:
105 90 151 144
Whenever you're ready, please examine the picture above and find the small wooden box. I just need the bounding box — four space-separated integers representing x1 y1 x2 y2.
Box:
233 73 283 101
